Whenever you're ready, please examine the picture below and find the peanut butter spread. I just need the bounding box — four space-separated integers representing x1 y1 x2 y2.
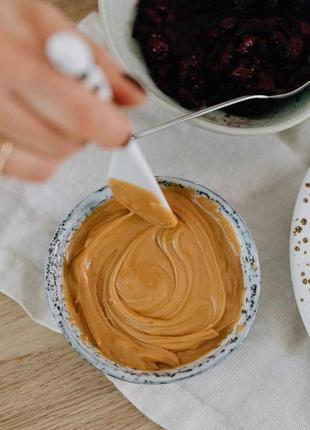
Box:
63 185 244 370
109 178 178 228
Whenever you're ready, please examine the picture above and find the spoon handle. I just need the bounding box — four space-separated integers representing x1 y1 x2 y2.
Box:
133 94 267 139
133 79 310 139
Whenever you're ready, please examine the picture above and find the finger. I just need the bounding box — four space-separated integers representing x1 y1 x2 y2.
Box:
89 41 146 106
3 145 57 182
15 57 132 148
0 94 82 160
25 2 146 105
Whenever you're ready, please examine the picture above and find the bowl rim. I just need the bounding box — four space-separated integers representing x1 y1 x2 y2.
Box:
98 0 310 136
289 167 310 337
45 176 261 384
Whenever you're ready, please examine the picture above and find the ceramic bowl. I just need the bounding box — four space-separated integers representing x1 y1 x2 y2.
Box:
45 177 261 384
98 0 310 136
290 168 310 336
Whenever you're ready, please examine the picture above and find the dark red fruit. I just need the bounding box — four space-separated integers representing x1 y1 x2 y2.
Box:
207 18 236 40
264 16 282 30
177 87 205 109
287 35 304 60
292 0 310 16
237 35 256 54
153 64 173 94
220 17 238 31
145 33 169 62
270 31 288 59
144 9 163 26
178 54 204 82
133 0 310 117
256 72 276 93
233 0 257 13
263 0 280 13
231 61 256 80
218 49 234 69
207 28 221 40
237 18 263 35
298 20 310 36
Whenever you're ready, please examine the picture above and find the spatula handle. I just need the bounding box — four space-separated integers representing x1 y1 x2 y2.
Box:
45 31 172 212
46 30 112 102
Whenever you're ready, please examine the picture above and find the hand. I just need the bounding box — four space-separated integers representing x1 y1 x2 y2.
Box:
0 0 145 181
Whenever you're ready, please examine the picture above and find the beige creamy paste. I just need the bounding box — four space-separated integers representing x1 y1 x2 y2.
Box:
63 186 244 370
109 178 178 228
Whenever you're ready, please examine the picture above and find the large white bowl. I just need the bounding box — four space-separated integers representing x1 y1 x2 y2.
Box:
98 0 310 135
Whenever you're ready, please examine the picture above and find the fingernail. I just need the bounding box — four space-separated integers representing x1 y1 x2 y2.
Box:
121 134 132 147
123 74 146 94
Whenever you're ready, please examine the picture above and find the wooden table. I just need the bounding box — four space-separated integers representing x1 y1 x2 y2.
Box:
0 2 160 429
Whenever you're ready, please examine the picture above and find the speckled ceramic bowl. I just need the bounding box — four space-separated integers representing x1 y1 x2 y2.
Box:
290 168 310 336
45 177 261 384
98 0 310 136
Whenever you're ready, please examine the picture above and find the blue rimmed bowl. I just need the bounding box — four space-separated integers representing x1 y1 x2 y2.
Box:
45 177 261 384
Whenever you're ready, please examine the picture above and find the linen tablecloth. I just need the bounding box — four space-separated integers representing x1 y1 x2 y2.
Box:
1 13 309 430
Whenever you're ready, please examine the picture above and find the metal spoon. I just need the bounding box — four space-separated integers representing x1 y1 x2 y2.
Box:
133 80 310 140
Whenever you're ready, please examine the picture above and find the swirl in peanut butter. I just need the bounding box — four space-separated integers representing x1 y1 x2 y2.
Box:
63 186 244 370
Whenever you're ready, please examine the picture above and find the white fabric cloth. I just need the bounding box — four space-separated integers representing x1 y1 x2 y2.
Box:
1 13 310 430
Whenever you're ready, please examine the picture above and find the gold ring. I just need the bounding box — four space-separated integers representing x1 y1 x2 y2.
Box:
0 141 14 175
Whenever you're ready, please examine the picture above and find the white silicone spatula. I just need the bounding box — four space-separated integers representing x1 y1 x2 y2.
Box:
46 31 173 222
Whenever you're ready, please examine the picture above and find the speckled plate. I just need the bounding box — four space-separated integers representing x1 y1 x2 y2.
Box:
45 177 261 384
290 168 310 336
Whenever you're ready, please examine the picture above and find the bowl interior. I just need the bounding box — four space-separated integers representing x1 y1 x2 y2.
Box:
45 177 261 384
98 0 310 135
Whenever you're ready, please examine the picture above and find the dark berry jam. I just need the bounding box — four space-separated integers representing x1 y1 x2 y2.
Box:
133 0 310 116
